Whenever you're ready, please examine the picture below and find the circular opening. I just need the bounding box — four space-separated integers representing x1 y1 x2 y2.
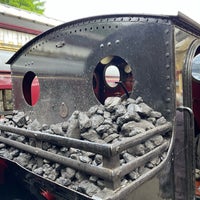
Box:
93 55 134 104
105 65 120 87
192 54 200 81
22 71 40 106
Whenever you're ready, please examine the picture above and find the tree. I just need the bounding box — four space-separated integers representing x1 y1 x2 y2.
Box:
0 0 45 14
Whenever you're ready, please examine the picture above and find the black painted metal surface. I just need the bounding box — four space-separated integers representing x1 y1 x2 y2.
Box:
5 13 200 200
8 14 175 125
1 157 92 200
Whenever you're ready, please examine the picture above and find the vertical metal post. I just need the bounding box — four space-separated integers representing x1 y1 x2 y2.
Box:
30 138 43 167
103 154 120 190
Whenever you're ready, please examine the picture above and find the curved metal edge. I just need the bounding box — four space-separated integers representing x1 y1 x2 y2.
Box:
100 126 175 200
6 13 175 65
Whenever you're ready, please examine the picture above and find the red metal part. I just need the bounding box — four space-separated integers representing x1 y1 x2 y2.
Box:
41 190 56 200
0 22 42 35
31 76 40 106
0 71 12 90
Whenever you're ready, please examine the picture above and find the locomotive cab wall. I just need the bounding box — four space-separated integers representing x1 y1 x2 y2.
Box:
8 15 176 125
3 13 200 200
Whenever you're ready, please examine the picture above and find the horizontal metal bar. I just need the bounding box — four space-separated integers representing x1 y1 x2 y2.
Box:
0 135 114 181
0 124 111 157
110 122 172 156
114 141 169 179
0 122 172 158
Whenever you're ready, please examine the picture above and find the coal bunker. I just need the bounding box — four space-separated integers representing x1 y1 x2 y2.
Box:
0 96 172 198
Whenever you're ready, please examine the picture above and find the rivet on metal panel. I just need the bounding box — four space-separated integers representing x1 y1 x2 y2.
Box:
100 44 104 48
115 40 120 44
166 109 171 114
165 41 169 46
166 86 171 91
107 42 111 47
59 102 68 118
166 64 170 68
165 53 170 57
166 98 171 103
166 75 170 80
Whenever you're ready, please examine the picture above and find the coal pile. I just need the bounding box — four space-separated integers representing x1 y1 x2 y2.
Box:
0 96 171 198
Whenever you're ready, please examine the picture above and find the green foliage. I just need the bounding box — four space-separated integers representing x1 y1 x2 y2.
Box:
0 0 45 14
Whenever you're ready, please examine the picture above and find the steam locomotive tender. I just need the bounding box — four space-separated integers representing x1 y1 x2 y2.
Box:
0 12 200 200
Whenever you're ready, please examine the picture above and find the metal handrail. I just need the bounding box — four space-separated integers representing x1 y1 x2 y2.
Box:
0 122 172 157
0 122 172 190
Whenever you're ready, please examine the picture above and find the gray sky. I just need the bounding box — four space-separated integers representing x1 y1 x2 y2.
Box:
44 0 200 24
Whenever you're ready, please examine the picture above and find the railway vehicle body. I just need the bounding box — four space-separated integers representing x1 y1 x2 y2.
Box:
0 3 62 116
0 12 200 200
